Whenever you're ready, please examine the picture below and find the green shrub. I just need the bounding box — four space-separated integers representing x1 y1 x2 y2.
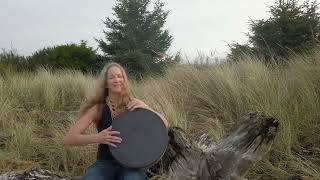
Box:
28 41 108 73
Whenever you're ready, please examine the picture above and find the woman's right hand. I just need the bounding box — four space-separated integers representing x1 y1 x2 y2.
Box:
95 126 122 147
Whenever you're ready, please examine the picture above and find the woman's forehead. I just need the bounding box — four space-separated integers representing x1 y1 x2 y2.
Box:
107 66 122 75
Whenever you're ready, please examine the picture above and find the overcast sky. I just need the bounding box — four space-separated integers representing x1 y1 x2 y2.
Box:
0 0 275 59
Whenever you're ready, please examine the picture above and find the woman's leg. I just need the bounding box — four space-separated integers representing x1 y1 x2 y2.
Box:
81 159 119 180
117 167 147 180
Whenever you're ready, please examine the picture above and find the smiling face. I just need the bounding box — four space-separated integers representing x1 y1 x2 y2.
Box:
106 66 124 96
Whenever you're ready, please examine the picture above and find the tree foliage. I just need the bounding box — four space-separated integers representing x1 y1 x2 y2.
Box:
29 41 106 72
97 0 176 77
227 43 256 61
228 0 320 61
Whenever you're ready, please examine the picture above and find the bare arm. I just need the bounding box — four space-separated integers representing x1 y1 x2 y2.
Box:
64 105 99 146
64 105 122 147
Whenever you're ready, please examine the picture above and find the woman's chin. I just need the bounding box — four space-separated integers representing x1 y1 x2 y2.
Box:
109 89 122 94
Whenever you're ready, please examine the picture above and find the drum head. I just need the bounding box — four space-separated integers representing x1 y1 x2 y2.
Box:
109 108 168 168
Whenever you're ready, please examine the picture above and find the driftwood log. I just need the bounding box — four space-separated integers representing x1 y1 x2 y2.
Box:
0 168 66 180
0 112 279 180
149 111 279 180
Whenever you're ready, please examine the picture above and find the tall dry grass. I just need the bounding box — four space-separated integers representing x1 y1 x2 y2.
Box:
0 69 97 176
133 54 320 179
0 53 320 179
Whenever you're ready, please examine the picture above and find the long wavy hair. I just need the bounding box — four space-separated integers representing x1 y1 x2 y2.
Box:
79 62 132 123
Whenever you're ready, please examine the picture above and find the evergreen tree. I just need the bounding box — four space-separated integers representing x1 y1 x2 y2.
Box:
229 0 320 62
97 0 174 77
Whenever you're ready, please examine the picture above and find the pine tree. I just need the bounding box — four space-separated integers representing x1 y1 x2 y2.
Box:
228 0 320 62
97 0 173 77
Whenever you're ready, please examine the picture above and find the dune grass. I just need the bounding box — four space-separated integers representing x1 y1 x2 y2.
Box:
0 53 320 179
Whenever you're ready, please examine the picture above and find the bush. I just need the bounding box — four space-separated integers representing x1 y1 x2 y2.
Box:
28 41 108 73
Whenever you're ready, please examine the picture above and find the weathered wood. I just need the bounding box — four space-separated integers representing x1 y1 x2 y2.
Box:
0 168 66 180
150 112 279 180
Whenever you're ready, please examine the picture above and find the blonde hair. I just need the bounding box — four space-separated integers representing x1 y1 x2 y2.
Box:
79 62 132 122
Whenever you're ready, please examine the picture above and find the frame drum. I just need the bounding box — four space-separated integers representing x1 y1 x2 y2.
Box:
109 108 168 168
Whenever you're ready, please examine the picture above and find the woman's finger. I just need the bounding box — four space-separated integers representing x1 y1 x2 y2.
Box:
101 130 120 137
130 104 149 111
107 142 117 148
101 126 113 134
126 101 134 108
130 104 145 111
108 131 121 136
104 135 122 142
109 139 122 144
108 136 122 142
127 102 138 110
106 126 112 131
128 105 137 111
103 137 121 144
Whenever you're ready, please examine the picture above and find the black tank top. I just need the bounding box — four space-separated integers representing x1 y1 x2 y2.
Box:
96 101 114 160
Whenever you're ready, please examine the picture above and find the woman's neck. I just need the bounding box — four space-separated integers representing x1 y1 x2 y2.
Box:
108 92 120 101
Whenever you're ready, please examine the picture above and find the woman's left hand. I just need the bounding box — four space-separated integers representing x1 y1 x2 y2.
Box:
127 98 149 111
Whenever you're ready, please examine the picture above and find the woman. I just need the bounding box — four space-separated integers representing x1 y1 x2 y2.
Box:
64 62 169 180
